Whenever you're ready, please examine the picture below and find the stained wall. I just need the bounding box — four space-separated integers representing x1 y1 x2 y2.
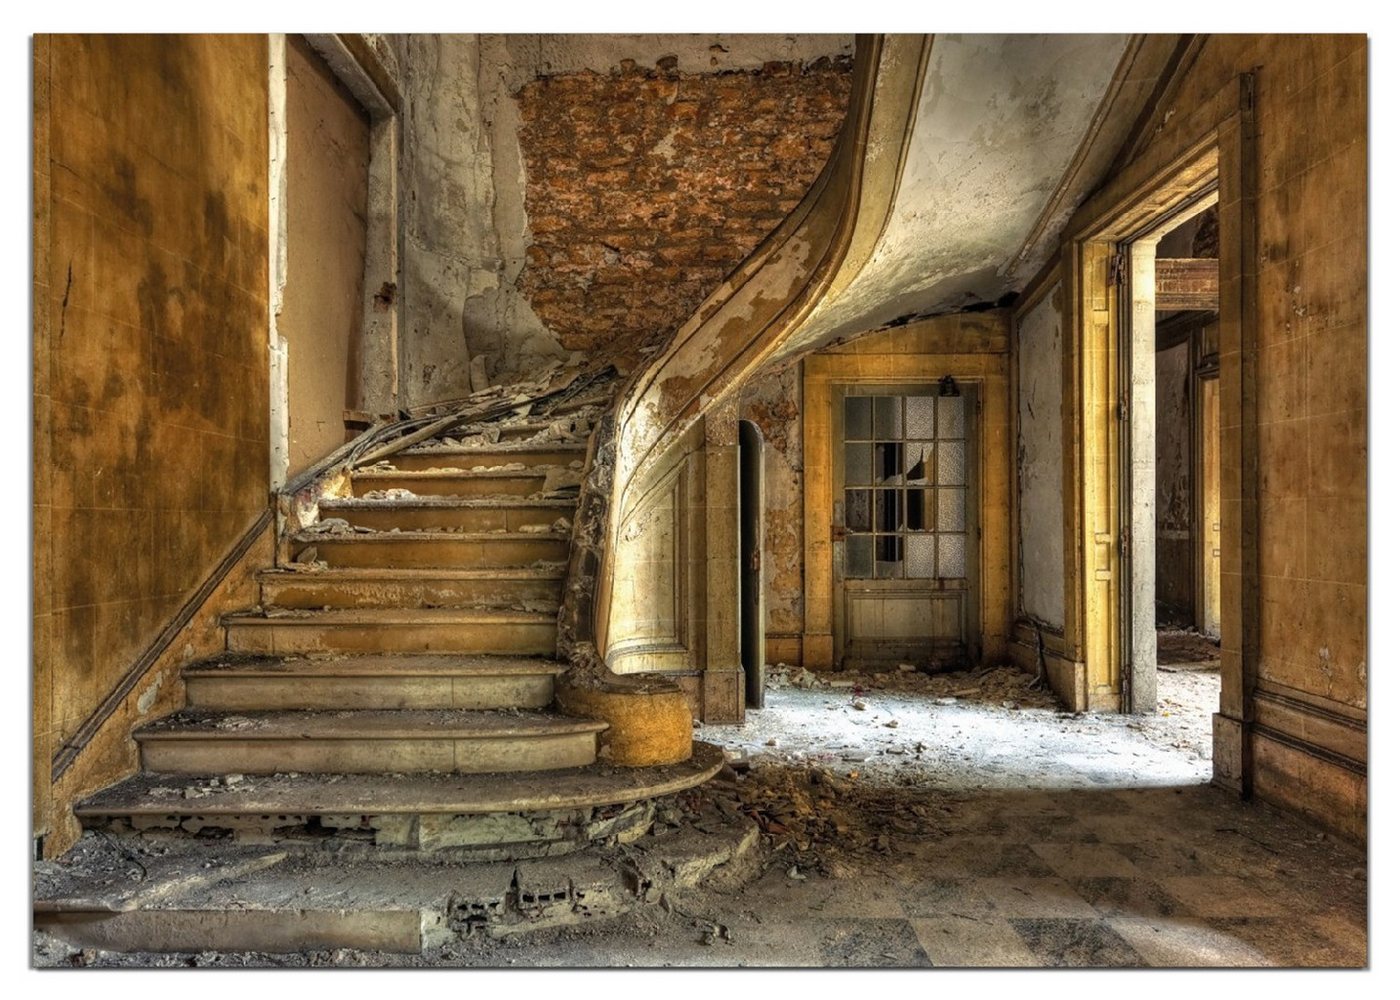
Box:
33 34 270 847
1015 285 1067 631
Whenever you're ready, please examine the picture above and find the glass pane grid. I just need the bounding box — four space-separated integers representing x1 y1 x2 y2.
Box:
843 390 970 580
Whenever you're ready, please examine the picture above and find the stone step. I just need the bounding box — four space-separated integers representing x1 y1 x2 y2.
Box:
290 531 570 570
134 709 609 775
258 567 564 610
316 496 575 533
183 654 565 711
350 469 554 499
223 608 558 656
389 444 585 473
77 742 722 822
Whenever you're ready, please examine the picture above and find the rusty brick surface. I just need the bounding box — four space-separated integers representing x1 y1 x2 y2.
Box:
515 58 852 352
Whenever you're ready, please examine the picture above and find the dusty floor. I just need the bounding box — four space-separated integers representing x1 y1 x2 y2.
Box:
36 663 1367 969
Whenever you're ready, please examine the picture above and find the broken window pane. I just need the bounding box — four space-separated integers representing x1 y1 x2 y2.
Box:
846 534 873 578
904 442 934 484
875 488 902 532
905 489 936 531
845 443 872 485
874 442 903 484
845 489 872 532
873 396 901 439
875 535 904 577
907 396 936 439
845 396 871 440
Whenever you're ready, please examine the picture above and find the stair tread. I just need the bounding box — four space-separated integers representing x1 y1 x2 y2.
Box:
183 653 566 678
258 566 566 580
77 742 723 816
352 468 551 479
135 708 608 741
291 530 568 543
225 608 558 625
318 497 576 509
399 442 585 456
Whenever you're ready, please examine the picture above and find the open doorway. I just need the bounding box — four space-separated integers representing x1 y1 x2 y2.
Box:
1123 196 1222 731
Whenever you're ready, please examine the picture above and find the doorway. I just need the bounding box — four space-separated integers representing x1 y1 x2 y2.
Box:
833 384 980 670
1122 196 1223 716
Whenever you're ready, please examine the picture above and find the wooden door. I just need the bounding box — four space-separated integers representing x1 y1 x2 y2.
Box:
834 385 979 668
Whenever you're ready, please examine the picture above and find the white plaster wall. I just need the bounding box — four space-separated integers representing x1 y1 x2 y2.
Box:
1016 286 1066 629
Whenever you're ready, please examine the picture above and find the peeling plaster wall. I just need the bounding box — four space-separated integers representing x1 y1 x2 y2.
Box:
398 34 853 407
739 365 804 652
1016 287 1066 629
1154 339 1192 624
780 34 1132 358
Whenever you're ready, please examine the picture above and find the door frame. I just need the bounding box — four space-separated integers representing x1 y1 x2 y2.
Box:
800 322 1014 672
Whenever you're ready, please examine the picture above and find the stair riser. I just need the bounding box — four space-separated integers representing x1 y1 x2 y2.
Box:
139 731 598 775
351 474 547 498
319 505 569 533
259 576 563 610
390 449 583 472
224 622 557 656
82 801 654 856
303 537 568 570
36 909 422 955
185 674 555 711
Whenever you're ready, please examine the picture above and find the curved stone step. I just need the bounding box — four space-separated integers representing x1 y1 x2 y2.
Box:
258 567 564 611
316 496 575 533
183 654 566 711
351 469 553 499
289 531 570 570
77 742 723 822
223 608 558 656
389 443 585 472
135 709 608 775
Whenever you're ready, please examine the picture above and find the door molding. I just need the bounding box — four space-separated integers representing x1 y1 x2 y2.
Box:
800 314 1014 669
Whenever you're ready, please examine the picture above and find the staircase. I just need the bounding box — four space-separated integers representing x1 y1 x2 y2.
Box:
36 391 734 954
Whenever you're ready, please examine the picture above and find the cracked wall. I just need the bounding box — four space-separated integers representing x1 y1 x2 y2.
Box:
1015 286 1066 630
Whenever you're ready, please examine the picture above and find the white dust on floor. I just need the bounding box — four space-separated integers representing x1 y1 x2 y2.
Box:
695 667 1220 791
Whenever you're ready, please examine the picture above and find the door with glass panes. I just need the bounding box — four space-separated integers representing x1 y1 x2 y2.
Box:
834 385 979 668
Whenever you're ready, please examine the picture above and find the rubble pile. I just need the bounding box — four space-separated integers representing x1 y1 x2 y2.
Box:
766 661 1059 710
